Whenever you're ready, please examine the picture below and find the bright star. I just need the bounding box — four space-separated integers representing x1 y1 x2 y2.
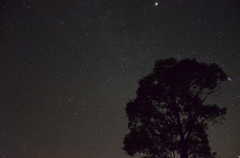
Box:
155 2 158 6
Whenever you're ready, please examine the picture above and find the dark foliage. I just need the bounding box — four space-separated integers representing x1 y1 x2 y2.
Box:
122 58 228 158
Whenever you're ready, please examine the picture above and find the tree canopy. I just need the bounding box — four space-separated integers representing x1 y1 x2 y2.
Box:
122 58 228 158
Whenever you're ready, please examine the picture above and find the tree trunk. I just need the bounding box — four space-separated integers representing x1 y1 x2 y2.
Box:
180 139 188 158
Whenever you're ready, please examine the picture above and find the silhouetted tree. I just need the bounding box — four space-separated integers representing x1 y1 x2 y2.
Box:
122 58 228 158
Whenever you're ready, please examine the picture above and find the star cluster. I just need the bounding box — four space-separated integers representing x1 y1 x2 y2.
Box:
0 0 240 158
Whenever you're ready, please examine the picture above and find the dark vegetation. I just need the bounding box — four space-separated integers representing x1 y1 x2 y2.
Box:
123 58 228 158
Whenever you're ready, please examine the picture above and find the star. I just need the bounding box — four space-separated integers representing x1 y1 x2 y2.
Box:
228 77 232 81
155 2 158 6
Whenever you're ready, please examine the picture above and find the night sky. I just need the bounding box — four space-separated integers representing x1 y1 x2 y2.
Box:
0 0 240 158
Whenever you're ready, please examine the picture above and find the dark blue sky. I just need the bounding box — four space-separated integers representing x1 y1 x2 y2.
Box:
0 0 240 158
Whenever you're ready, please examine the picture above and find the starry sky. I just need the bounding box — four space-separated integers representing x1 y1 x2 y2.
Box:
0 0 240 158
